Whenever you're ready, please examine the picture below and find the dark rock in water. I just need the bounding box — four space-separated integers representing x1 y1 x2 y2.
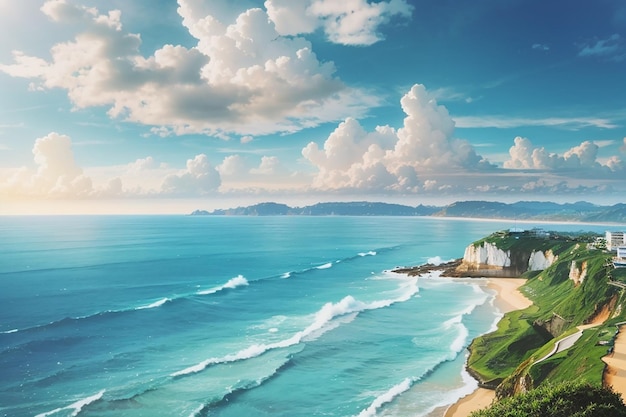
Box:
392 259 462 276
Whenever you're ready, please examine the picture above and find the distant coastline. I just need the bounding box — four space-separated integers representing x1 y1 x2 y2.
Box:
191 200 626 223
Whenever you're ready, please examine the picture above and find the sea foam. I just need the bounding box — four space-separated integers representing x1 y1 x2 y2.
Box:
136 298 170 310
35 390 105 417
356 378 413 417
197 275 249 295
171 281 419 378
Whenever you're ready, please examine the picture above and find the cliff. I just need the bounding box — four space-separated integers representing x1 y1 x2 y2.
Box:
454 231 558 277
461 229 626 401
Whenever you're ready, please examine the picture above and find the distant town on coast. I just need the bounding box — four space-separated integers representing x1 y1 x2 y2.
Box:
191 200 626 223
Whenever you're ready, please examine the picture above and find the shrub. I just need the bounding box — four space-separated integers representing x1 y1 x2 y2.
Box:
470 382 626 417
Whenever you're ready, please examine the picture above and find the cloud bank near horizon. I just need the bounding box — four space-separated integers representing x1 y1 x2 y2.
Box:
2 84 623 201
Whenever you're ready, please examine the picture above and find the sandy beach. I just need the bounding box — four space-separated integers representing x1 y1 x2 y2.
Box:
442 278 533 417
603 324 626 399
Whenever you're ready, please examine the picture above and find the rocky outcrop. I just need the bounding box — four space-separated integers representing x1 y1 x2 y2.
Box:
569 260 587 286
534 313 570 338
456 242 517 277
463 242 511 267
456 242 557 277
528 249 557 271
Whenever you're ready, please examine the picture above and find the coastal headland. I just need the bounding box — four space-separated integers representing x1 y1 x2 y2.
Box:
394 229 626 416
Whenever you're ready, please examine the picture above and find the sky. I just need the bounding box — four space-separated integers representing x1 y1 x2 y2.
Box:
1 0 625 214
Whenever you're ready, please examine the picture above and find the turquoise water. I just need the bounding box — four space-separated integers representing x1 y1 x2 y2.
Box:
0 216 608 417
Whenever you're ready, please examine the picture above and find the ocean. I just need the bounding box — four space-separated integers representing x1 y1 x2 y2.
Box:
0 215 609 417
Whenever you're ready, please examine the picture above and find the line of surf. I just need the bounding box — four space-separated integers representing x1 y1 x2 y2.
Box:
171 278 419 378
281 247 387 280
189 356 295 417
352 280 493 417
2 275 251 336
34 390 105 417
354 331 479 417
197 275 249 295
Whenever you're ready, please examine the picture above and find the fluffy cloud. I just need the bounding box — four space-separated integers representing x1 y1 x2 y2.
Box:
504 136 624 176
0 0 381 137
1 133 225 199
0 132 96 198
161 154 221 195
265 0 413 46
302 84 494 192
215 154 306 191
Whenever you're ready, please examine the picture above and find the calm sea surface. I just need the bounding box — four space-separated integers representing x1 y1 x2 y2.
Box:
0 216 609 417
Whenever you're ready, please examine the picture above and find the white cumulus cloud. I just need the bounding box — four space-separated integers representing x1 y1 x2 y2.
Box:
1 132 95 198
302 84 494 192
0 0 381 137
161 154 221 195
504 136 624 177
265 0 413 46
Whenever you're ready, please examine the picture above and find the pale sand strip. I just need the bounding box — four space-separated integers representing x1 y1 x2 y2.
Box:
443 278 532 417
603 324 626 399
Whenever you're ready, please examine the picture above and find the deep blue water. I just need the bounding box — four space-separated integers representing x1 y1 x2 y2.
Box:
0 216 610 417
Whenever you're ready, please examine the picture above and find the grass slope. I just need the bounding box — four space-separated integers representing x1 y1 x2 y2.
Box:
465 230 626 396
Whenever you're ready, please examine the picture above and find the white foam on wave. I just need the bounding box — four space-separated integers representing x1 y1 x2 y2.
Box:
441 302 480 354
449 322 469 354
35 390 105 417
358 251 377 257
172 281 419 378
420 365 479 417
187 404 205 417
356 378 413 417
197 275 249 295
281 272 292 279
316 262 333 270
426 256 445 265
2 328 18 334
136 298 170 310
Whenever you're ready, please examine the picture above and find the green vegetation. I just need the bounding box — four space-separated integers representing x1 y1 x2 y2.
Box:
527 328 608 386
467 308 545 386
465 230 626 398
470 382 626 417
524 246 615 325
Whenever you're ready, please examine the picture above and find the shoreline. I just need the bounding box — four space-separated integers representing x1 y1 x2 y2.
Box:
603 323 626 398
440 277 533 417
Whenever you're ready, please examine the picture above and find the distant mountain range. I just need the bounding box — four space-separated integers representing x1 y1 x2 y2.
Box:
191 201 626 223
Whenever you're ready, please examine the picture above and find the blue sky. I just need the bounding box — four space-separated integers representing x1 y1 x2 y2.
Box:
1 0 625 214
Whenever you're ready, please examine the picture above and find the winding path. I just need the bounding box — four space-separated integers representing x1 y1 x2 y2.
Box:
534 329 584 364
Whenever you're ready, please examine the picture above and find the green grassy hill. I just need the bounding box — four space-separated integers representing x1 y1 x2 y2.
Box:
464 230 626 399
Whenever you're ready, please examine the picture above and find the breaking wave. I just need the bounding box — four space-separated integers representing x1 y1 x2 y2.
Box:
34 390 105 417
197 275 249 295
171 279 419 378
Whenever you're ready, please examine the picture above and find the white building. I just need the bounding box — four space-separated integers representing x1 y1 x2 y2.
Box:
606 231 626 251
615 246 626 268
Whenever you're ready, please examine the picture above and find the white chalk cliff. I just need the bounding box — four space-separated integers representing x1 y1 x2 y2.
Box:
528 249 557 271
460 242 557 275
463 242 511 268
